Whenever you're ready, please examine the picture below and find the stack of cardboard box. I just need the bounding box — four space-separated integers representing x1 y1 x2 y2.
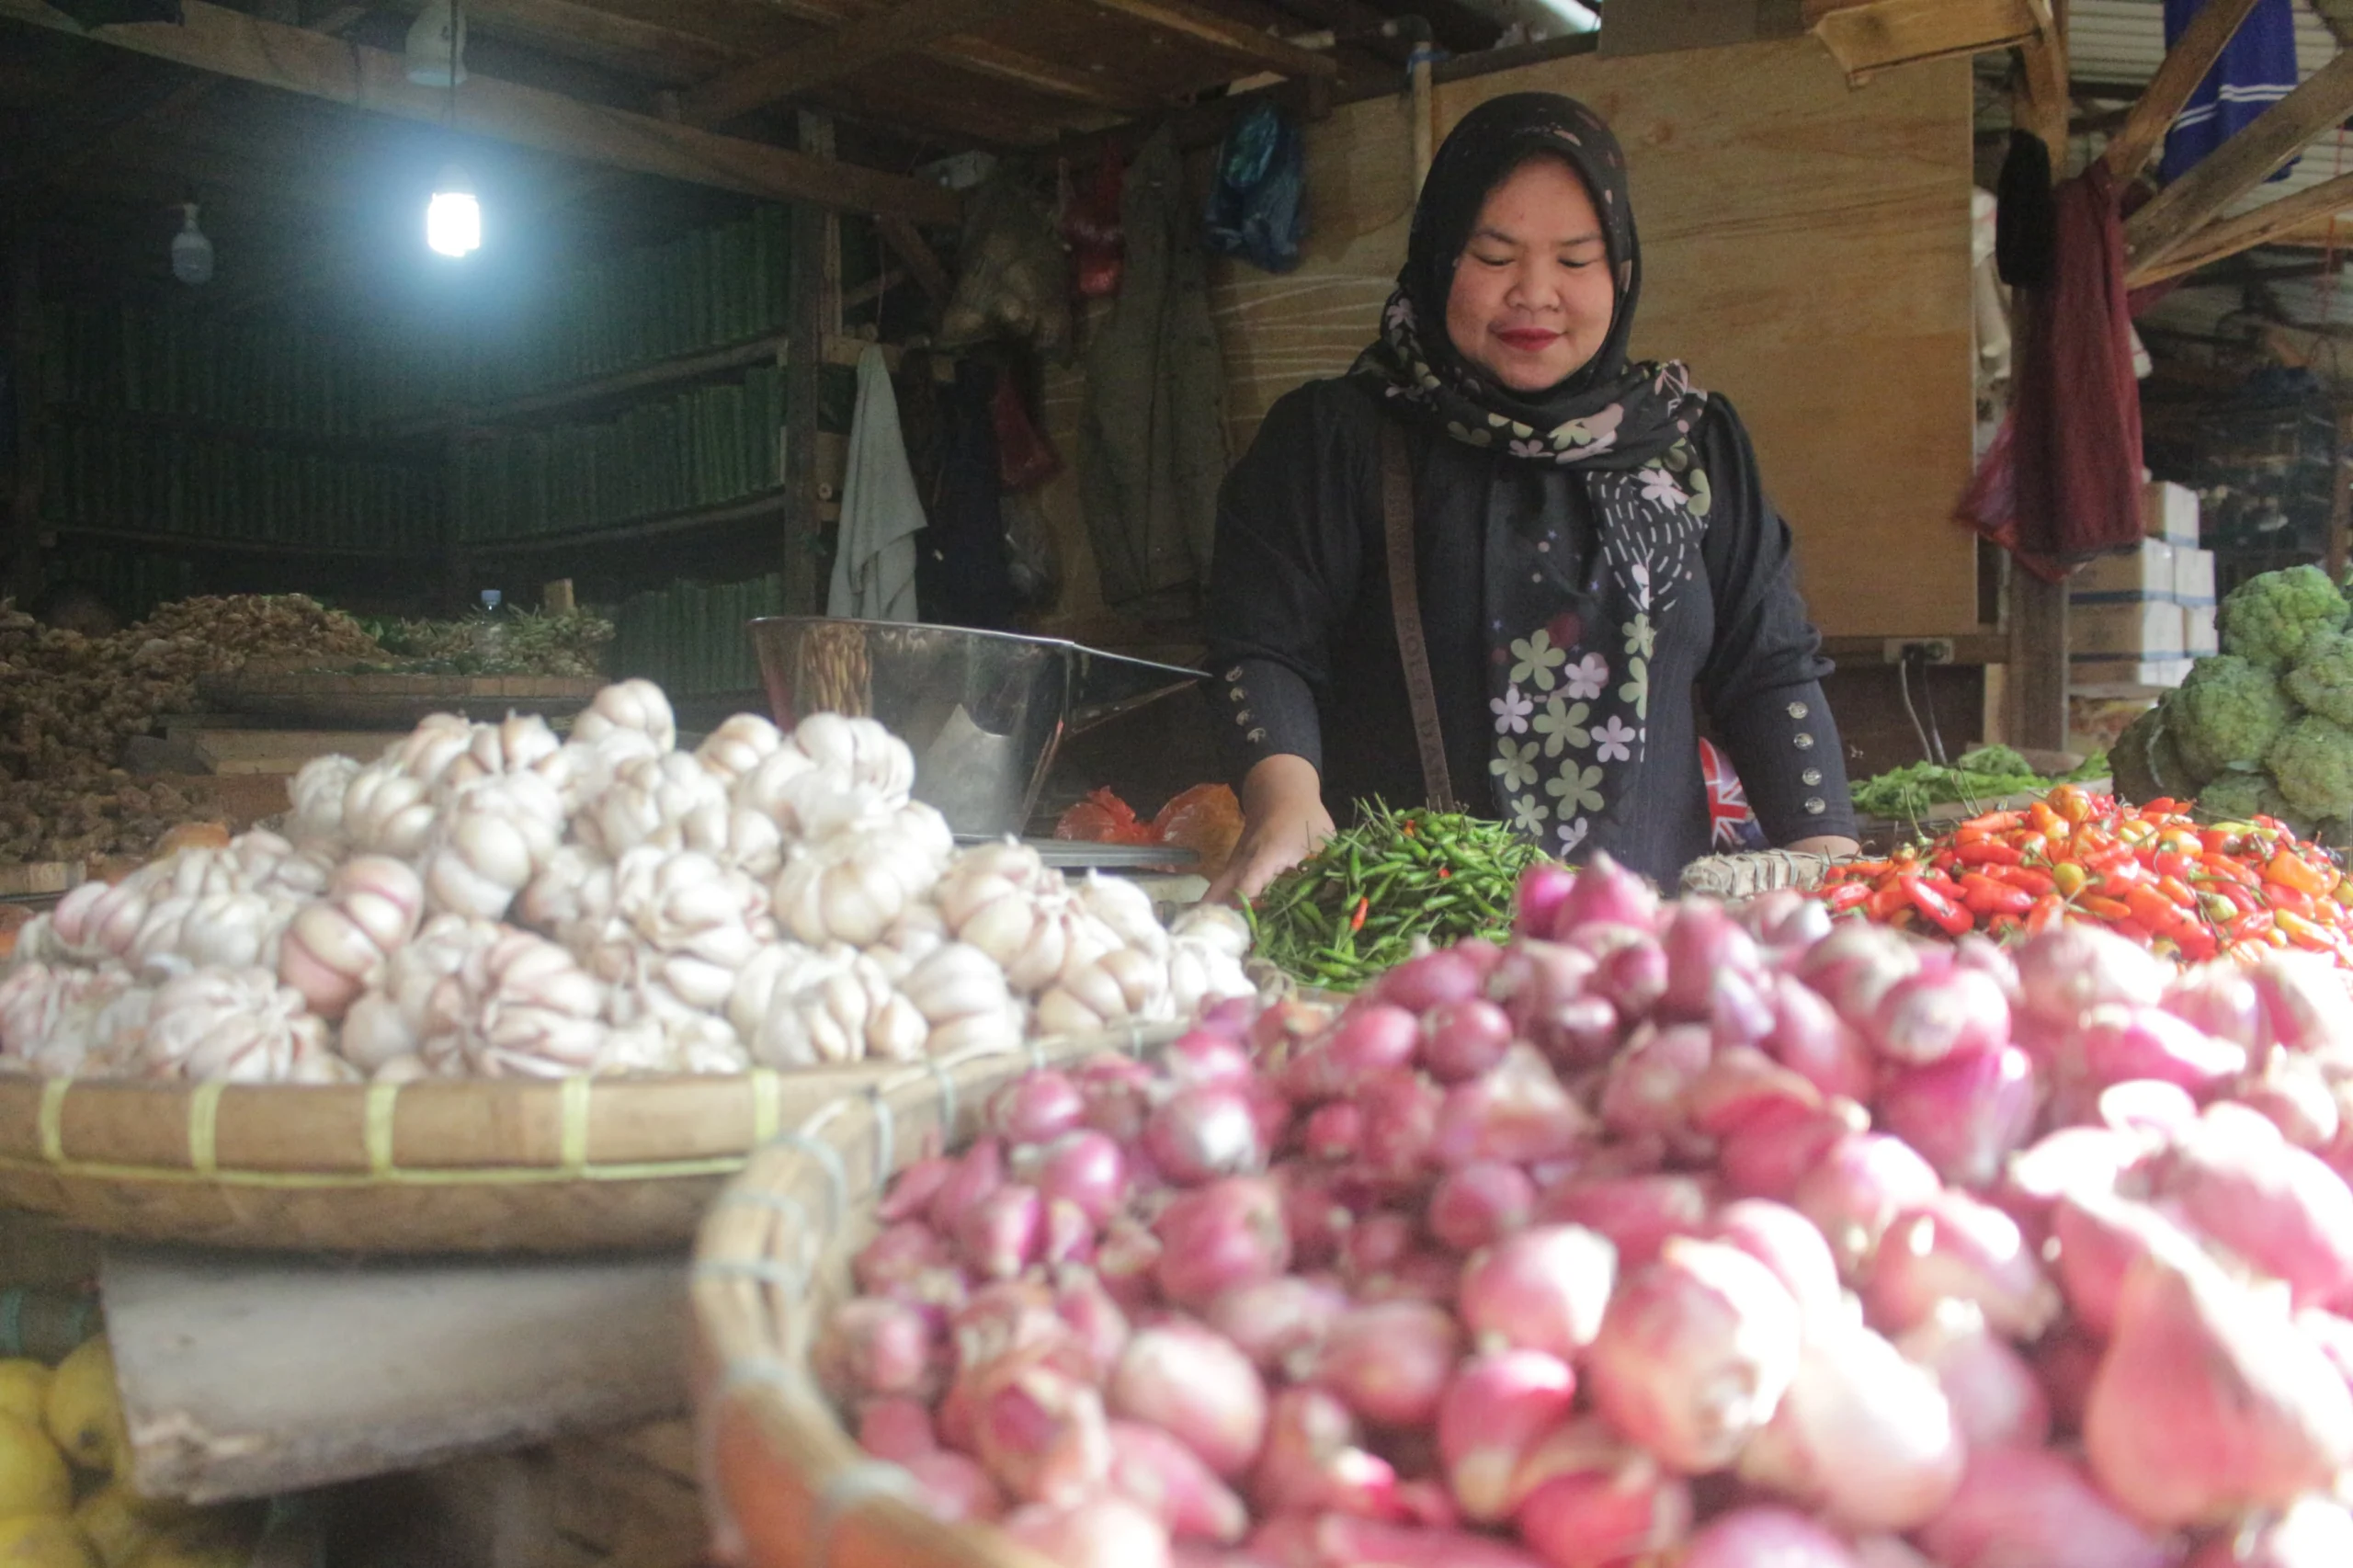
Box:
2068 482 2217 697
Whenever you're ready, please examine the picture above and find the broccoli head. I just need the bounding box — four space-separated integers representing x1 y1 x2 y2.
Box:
2194 770 2306 832
2167 654 2297 783
2286 631 2353 727
2268 713 2353 822
2220 564 2351 669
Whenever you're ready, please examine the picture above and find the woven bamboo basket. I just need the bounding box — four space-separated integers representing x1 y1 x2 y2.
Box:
692 1021 1186 1568
0 1062 965 1254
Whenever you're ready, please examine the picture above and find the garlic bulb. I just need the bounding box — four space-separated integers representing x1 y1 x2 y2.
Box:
932 842 1108 993
695 713 785 785
1167 903 1255 1019
339 914 498 1074
585 752 731 860
516 845 612 938
1075 872 1171 958
736 949 926 1067
142 967 345 1084
49 877 155 966
863 904 949 983
0 962 143 1077
289 754 363 852
127 891 299 980
605 979 753 1074
278 855 426 1019
341 764 438 859
1034 947 1174 1038
378 712 478 787
729 941 853 1045
554 728 665 817
772 801 953 949
792 712 916 802
458 713 564 782
419 772 567 921
453 928 609 1079
571 678 676 755
898 941 1025 1058
581 847 775 1011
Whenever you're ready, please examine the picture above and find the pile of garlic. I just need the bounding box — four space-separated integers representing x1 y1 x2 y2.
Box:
0 682 1252 1084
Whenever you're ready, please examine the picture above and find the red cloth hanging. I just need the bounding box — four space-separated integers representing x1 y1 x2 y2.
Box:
1961 162 2145 577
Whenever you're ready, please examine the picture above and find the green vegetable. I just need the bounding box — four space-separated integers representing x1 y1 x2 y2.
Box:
1850 744 2105 824
2168 654 2295 784
2267 713 2353 823
1245 801 1540 989
2219 563 2349 670
2193 770 2306 833
345 608 615 678
2285 631 2353 728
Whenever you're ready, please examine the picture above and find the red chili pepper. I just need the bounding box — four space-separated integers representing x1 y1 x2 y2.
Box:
1825 883 1872 914
2155 874 2199 910
1900 873 1973 937
1437 867 1451 880
1959 873 2033 917
1350 896 1370 932
2123 885 2188 937
2078 894 2133 922
1867 883 1910 922
1988 865 2057 897
1954 840 2025 868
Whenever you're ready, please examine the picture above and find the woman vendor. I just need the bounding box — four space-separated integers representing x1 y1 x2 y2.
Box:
1203 92 1859 900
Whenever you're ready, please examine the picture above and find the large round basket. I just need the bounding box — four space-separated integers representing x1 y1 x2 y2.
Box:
0 1062 970 1254
692 1022 1184 1568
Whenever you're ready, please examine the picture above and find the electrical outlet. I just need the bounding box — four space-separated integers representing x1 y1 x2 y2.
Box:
1882 639 1956 665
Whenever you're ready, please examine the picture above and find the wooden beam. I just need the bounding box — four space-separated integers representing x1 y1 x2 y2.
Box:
1075 0 1339 87
379 0 740 87
2101 0 2262 181
1804 0 2039 80
2126 50 2353 273
679 0 1032 126
0 0 962 225
6 235 40 607
875 212 951 305
2128 171 2353 287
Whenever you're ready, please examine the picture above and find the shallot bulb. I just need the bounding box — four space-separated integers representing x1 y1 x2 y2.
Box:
1678 1506 1862 1568
2084 1244 2353 1528
1914 1446 2174 1568
1003 1496 1172 1568
1437 1349 1576 1522
1584 1238 1802 1473
1110 1321 1268 1481
1457 1224 1617 1360
1734 1319 1964 1532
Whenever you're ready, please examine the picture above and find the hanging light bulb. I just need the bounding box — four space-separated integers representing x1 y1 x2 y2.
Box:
426 165 483 257
405 0 467 86
170 202 214 286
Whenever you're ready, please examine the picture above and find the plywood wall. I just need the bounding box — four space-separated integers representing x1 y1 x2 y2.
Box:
1031 36 1978 644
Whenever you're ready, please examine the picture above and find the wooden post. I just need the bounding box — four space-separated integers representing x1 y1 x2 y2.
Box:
781 111 835 619
7 233 41 608
2006 0 2070 753
2328 408 2353 585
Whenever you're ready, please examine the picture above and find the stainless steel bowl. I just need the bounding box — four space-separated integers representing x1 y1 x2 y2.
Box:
746 617 1205 837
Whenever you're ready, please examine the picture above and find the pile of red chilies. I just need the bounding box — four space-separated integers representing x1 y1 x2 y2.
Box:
1813 786 2353 967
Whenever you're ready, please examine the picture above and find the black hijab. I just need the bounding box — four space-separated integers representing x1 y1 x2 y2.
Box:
1353 92 1704 472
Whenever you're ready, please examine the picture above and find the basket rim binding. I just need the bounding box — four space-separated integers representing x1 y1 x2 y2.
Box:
691 1018 1193 1568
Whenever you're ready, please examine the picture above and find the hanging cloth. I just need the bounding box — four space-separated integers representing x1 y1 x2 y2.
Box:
2162 0 2301 187
1078 125 1231 610
827 346 926 623
1961 164 2144 576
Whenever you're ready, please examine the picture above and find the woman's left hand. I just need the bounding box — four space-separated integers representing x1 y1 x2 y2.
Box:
1785 835 1859 859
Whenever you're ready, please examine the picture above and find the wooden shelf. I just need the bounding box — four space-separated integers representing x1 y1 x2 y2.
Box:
43 403 436 460
44 525 425 562
383 333 794 438
461 487 790 558
382 331 921 439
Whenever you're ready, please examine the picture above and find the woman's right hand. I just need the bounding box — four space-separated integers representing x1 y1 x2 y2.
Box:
1207 754 1335 904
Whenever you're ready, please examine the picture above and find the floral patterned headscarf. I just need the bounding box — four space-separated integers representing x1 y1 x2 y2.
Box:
1353 91 1704 472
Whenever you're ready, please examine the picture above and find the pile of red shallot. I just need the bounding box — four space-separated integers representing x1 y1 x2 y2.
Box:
819 851 2353 1568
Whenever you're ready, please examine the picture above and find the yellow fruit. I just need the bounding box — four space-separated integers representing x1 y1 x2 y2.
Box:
0 1367 50 1433
70 1487 169 1568
41 1343 123 1476
0 1412 71 1518
0 1515 96 1568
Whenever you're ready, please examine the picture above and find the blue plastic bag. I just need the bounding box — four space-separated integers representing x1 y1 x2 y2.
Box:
1203 101 1306 274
